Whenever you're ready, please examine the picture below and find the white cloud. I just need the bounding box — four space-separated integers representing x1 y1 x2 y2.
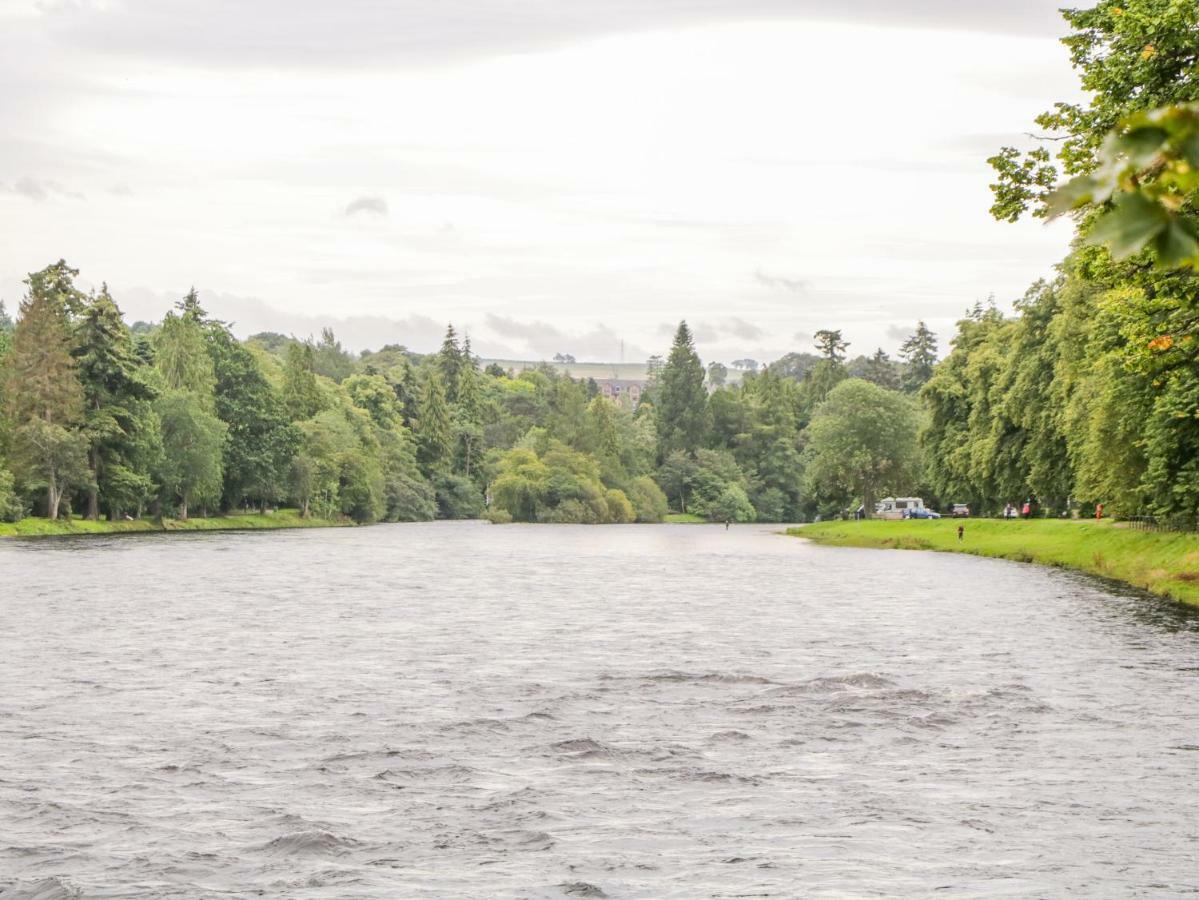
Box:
0 6 1081 362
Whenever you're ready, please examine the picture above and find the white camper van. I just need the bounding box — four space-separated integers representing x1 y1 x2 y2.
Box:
875 497 927 520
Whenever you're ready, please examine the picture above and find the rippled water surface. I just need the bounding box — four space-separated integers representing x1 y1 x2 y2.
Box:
2 522 1199 898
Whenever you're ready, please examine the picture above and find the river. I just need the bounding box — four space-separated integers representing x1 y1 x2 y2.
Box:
1 522 1197 897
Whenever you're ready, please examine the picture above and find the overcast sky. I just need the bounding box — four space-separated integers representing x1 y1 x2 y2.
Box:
0 0 1084 362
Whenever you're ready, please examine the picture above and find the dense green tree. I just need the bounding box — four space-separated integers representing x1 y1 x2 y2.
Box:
803 379 920 517
156 300 216 401
414 371 454 474
4 266 89 519
626 474 669 523
859 348 901 391
344 373 401 430
655 321 708 460
312 327 355 382
74 286 156 519
436 325 463 402
282 341 326 421
899 322 938 393
155 389 227 519
207 323 297 510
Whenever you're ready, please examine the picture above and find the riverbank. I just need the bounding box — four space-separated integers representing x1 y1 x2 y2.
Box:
0 509 353 539
791 519 1199 608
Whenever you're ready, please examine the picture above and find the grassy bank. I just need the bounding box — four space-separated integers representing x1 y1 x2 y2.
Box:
0 509 352 539
791 518 1199 608
664 513 708 524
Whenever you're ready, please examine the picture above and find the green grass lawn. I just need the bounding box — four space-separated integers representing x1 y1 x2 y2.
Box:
0 508 352 539
791 518 1199 607
664 512 708 524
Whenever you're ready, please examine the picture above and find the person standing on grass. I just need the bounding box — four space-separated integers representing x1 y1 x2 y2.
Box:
1096 503 1104 520
957 525 964 541
1022 500 1031 519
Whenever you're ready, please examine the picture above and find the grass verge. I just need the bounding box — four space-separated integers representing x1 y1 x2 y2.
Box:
664 513 708 524
0 509 352 539
790 518 1199 608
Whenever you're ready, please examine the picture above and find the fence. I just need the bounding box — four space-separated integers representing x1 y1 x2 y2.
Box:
1124 514 1199 533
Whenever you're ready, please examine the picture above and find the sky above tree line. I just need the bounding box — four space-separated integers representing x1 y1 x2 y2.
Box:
1 0 1083 362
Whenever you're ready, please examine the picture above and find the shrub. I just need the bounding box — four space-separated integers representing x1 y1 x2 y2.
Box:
435 473 485 519
627 475 668 523
604 488 635 524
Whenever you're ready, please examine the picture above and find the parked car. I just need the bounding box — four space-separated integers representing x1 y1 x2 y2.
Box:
950 503 970 518
906 508 941 519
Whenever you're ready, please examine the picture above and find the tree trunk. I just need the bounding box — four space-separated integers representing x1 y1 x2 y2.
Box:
302 496 310 518
179 494 189 521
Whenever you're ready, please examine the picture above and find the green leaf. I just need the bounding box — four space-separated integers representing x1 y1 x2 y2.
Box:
1181 133 1199 169
1087 193 1170 259
1154 218 1199 268
1115 126 1169 165
1045 175 1099 219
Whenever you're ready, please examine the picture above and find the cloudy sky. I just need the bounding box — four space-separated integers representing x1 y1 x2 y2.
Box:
1 0 1084 363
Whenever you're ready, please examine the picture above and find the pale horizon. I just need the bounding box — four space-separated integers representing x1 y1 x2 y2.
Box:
2 0 1082 362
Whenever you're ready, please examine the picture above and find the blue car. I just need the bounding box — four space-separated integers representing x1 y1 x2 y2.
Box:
904 508 942 519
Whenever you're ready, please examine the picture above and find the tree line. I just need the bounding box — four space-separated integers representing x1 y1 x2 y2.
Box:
0 264 938 525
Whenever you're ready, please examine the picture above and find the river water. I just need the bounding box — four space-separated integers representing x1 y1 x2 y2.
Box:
1 522 1197 898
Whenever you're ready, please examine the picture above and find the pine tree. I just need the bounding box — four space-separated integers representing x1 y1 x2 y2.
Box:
861 348 900 391
74 285 155 519
415 370 453 475
454 334 483 476
814 329 849 363
899 321 938 393
437 324 463 403
4 267 89 519
655 321 708 460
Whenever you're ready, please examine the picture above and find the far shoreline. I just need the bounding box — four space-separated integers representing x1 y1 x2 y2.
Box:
0 509 353 540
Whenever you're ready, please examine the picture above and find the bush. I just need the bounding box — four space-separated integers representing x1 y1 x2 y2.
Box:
0 467 24 522
605 488 635 524
435 473 485 519
485 508 513 524
626 475 668 523
542 498 601 524
750 486 787 523
707 483 757 523
385 470 437 521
